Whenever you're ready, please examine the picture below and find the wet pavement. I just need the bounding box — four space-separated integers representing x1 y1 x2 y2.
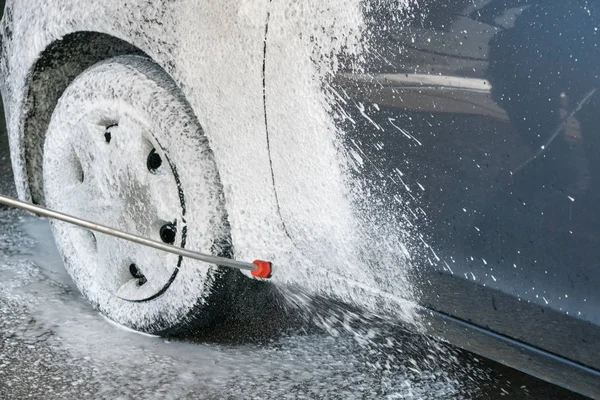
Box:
0 108 590 399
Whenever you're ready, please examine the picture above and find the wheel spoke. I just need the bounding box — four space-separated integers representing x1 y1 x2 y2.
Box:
131 245 179 284
60 182 124 224
116 118 152 158
69 122 107 178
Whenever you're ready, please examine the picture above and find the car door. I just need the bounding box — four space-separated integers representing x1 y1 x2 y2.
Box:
343 0 600 370
267 0 600 374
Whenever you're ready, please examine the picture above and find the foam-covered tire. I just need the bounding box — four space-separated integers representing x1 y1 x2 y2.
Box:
43 55 241 335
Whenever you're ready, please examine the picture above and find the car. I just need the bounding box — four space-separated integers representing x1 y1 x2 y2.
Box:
1 0 598 397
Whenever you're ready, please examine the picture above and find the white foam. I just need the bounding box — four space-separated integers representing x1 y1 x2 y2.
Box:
4 0 423 327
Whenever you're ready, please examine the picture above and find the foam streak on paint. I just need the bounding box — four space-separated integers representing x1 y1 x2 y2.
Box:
263 0 421 322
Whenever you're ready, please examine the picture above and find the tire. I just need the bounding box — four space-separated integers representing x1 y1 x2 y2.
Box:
42 55 241 335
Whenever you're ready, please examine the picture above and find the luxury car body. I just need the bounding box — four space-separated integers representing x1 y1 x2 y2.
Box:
1 0 598 397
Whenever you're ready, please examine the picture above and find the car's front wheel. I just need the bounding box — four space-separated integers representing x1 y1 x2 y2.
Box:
43 55 241 335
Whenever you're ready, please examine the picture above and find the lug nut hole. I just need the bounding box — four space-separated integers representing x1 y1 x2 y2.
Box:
70 150 84 183
104 123 117 144
160 223 177 244
129 263 147 286
88 231 97 252
147 149 162 173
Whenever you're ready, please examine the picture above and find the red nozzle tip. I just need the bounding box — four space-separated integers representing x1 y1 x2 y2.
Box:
251 260 272 279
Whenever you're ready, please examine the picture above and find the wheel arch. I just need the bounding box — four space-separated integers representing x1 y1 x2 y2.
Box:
22 31 148 204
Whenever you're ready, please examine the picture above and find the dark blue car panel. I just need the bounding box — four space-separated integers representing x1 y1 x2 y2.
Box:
333 0 600 375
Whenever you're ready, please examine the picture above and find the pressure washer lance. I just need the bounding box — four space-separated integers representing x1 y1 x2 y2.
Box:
0 194 272 279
